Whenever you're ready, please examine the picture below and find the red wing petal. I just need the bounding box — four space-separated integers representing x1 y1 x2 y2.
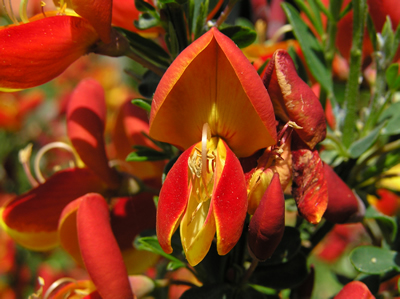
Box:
156 146 194 254
67 79 120 188
213 140 248 255
1 168 104 250
77 193 134 299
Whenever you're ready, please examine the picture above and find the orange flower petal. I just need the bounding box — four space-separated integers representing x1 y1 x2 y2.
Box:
1 168 104 251
263 49 326 149
67 79 120 188
77 193 134 299
150 27 277 157
0 16 98 91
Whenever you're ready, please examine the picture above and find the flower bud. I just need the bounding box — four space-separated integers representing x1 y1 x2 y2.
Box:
334 281 375 299
248 173 285 261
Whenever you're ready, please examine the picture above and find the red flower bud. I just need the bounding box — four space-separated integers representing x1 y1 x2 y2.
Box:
323 163 365 223
248 173 285 261
334 281 375 299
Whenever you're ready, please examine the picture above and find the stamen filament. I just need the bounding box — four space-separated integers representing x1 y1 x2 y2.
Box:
44 277 77 299
19 0 29 23
18 143 39 188
3 0 19 25
34 142 78 183
201 123 211 189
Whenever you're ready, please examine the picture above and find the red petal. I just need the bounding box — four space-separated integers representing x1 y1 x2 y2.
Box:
150 28 277 157
67 79 120 188
323 164 364 223
0 16 98 91
1 168 104 250
70 0 112 43
292 142 328 224
334 281 375 299
213 140 248 255
156 146 193 254
248 173 285 261
263 49 326 149
77 193 134 299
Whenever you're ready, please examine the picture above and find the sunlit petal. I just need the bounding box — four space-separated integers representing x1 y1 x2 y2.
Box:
150 28 277 157
0 16 98 91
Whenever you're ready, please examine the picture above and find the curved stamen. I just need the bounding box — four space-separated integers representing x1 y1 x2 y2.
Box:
18 143 39 187
34 141 79 183
44 277 78 299
201 123 211 185
2 0 19 25
19 0 28 23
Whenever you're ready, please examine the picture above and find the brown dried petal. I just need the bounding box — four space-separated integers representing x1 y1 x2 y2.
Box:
292 148 328 224
263 49 326 149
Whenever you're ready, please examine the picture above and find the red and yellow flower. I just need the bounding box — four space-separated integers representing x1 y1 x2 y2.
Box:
149 27 277 266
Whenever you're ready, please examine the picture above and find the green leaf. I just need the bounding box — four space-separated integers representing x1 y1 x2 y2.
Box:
117 28 171 68
386 63 400 90
167 260 186 271
293 0 323 36
134 13 160 30
366 14 378 51
134 236 186 268
126 146 167 162
282 3 333 94
348 122 386 158
350 246 400 274
219 26 257 48
135 0 156 12
131 98 152 112
365 205 398 243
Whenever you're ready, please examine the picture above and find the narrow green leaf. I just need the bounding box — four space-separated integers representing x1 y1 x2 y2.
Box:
348 122 385 158
313 0 334 22
135 0 156 12
293 0 323 36
282 3 332 94
167 260 186 271
248 284 277 295
219 26 257 48
134 236 186 267
365 205 397 243
366 14 378 51
132 98 152 112
350 246 400 274
386 63 400 90
126 147 167 162
134 13 160 30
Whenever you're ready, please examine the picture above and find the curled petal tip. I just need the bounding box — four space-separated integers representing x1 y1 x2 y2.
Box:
263 49 326 149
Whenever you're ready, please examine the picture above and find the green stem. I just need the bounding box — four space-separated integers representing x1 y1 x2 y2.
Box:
215 0 240 28
240 259 259 286
341 0 367 148
125 50 166 77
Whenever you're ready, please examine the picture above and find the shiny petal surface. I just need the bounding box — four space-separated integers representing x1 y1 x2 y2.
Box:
248 173 285 261
70 0 112 43
77 193 134 299
1 168 104 250
263 49 326 149
334 281 375 299
156 147 193 254
323 164 364 223
213 139 248 255
67 79 120 188
0 16 98 91
292 141 328 224
150 28 277 157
